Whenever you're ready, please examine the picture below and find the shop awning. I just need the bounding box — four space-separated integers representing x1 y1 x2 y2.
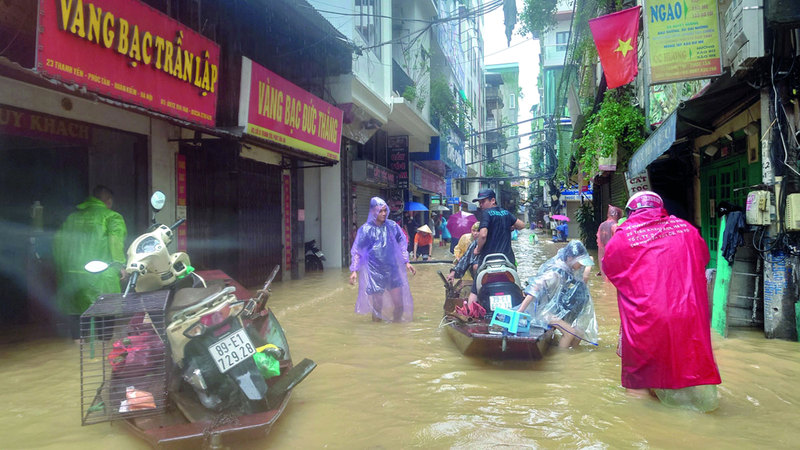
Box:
627 74 758 176
628 111 677 176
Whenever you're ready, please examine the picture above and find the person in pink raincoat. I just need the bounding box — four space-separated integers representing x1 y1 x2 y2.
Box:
603 191 721 412
349 197 416 322
595 205 623 278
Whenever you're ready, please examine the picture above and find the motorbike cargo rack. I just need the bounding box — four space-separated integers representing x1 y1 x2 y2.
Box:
79 290 170 425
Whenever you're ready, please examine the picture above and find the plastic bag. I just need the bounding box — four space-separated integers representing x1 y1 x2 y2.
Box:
653 385 719 413
253 344 282 379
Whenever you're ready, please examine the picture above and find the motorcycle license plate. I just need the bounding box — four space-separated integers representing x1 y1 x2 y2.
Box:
489 294 512 310
208 329 256 373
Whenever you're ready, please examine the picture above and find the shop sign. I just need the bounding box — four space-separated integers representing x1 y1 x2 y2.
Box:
444 131 465 175
366 161 396 186
240 57 343 161
446 196 460 205
625 172 652 196
0 104 91 143
388 135 409 189
644 0 722 84
37 0 220 126
560 185 593 201
413 163 446 194
628 111 676 176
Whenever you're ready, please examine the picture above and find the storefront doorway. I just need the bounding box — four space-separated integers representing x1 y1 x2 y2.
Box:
0 107 148 327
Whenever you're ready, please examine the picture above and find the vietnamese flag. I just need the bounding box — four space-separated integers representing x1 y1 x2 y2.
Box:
588 6 641 89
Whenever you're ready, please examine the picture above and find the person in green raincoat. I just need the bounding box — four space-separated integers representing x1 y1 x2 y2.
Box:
53 185 127 340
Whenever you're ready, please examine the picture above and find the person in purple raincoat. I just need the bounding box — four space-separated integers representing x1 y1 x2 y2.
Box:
349 197 417 322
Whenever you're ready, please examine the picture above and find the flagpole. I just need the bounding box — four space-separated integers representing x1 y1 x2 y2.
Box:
640 4 651 133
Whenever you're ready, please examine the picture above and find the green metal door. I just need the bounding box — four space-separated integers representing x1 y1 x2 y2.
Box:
700 153 759 268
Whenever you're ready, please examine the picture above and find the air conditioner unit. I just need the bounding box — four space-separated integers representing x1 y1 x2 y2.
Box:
745 190 771 225
784 193 800 231
723 0 764 75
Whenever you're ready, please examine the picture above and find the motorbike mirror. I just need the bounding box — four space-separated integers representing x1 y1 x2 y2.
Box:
85 260 110 273
150 191 166 212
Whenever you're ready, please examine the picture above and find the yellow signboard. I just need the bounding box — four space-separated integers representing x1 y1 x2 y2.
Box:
644 0 722 84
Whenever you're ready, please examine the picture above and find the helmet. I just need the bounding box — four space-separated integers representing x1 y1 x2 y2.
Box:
625 191 663 211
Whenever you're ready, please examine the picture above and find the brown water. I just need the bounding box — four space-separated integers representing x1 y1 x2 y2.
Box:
2 229 799 448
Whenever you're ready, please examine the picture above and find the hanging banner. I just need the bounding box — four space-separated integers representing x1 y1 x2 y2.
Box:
240 57 343 161
37 0 220 126
283 173 292 270
644 0 723 84
176 154 187 252
388 135 409 189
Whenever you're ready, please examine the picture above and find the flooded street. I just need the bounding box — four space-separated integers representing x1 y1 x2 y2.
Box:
2 229 799 448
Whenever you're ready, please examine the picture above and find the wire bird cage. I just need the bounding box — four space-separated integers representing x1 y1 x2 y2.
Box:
79 290 170 425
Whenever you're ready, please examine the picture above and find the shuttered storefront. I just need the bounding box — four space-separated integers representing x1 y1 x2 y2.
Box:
610 171 629 210
183 141 283 286
355 184 383 226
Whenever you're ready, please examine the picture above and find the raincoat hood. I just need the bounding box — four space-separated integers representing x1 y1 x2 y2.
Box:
368 197 389 225
52 195 128 315
523 240 598 344
607 205 623 221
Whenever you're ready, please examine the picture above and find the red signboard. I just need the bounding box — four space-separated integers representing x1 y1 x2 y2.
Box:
388 136 409 189
240 57 343 161
176 154 187 252
0 104 91 143
37 0 220 126
283 173 292 270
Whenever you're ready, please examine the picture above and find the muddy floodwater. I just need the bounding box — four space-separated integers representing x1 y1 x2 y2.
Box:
2 229 799 448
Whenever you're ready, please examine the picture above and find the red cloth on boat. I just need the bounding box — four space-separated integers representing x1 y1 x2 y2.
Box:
602 206 721 390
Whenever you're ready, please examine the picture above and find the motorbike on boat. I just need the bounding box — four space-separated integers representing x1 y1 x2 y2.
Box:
80 191 315 448
439 253 554 360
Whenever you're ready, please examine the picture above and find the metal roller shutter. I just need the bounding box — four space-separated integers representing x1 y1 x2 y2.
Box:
610 171 629 210
355 184 382 226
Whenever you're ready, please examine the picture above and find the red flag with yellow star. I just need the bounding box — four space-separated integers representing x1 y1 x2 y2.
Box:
588 6 641 89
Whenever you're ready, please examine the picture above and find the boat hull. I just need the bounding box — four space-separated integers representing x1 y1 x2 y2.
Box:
445 321 553 360
117 270 310 448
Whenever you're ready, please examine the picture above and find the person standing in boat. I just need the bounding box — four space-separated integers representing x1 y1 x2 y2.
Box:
467 189 526 305
603 191 721 412
516 241 598 348
349 197 416 322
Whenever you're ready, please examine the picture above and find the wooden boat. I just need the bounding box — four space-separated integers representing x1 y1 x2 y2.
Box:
439 272 554 360
120 269 316 448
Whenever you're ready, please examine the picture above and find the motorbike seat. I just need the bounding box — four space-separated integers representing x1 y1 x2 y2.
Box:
167 282 226 321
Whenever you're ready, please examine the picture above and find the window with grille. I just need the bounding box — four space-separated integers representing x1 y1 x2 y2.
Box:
556 32 569 51
356 0 381 58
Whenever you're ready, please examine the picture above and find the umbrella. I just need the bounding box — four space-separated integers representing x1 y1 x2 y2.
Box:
405 201 428 211
447 211 477 238
431 204 450 211
551 214 570 222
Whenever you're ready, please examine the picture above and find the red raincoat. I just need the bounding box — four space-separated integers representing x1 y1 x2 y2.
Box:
603 207 721 389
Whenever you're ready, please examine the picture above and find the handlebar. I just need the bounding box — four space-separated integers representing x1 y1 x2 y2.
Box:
170 218 186 231
122 271 139 298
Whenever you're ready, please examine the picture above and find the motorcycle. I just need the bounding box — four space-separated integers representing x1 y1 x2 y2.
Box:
440 253 553 360
82 191 315 446
304 239 325 271
474 253 525 315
